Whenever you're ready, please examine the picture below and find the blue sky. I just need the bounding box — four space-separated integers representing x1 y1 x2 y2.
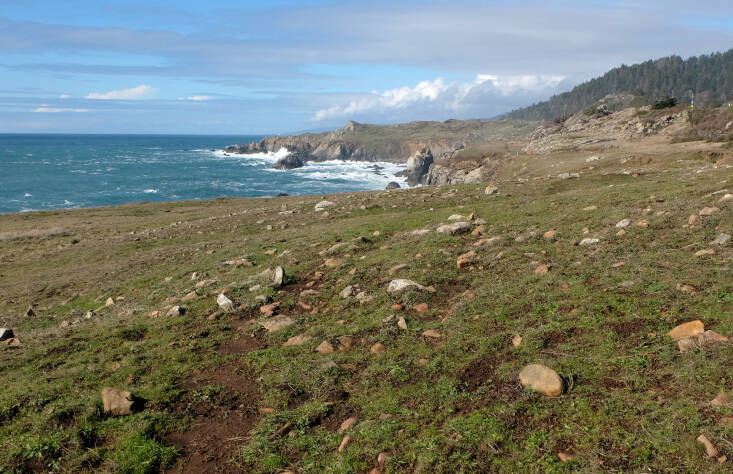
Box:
1 0 732 134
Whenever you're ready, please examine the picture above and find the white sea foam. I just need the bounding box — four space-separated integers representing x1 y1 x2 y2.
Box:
24 193 32 197
213 147 291 164
143 189 158 194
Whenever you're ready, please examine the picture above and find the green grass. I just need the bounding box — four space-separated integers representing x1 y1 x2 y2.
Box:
0 156 731 472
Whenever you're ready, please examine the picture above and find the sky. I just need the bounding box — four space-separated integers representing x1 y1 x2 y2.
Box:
0 0 732 134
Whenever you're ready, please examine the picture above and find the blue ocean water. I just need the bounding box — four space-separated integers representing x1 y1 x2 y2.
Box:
0 134 407 214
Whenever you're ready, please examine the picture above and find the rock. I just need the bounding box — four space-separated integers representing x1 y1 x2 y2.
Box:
543 230 557 241
273 154 305 170
195 279 218 288
688 214 699 226
217 293 235 313
512 334 522 347
370 342 387 354
558 452 574 462
582 205 597 211
0 328 14 342
338 435 352 452
181 291 198 301
261 315 294 332
422 330 441 338
699 207 719 216
316 340 334 355
578 238 599 246
636 220 649 228
340 286 357 298
585 155 600 162
436 222 472 235
397 317 408 330
337 335 354 351
448 214 466 221
615 219 631 228
207 311 221 320
557 172 579 180
696 434 719 458
3 337 21 348
23 306 35 318
667 320 705 339
534 264 550 275
414 303 429 313
105 297 115 307
101 387 134 416
283 334 310 346
190 272 200 280
712 233 730 246
386 181 401 190
272 266 285 287
166 306 185 317
484 185 498 195
388 264 407 275
677 330 729 352
711 392 731 406
387 279 433 293
315 200 336 212
676 283 697 295
403 148 433 186
695 249 715 256
325 258 343 267
519 364 564 397
475 237 500 246
338 417 358 433
260 302 280 316
718 193 733 203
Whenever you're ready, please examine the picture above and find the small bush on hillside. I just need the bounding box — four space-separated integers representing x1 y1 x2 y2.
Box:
652 97 678 109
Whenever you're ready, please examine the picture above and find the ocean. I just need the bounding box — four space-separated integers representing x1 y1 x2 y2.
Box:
0 134 408 214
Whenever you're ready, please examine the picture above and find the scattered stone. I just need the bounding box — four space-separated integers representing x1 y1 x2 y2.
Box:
388 264 408 275
582 206 597 211
616 219 631 228
418 358 428 366
636 220 649 228
484 185 498 195
512 334 522 347
3 337 21 348
695 249 716 256
207 311 221 321
337 335 354 351
261 315 294 332
712 233 730 246
667 320 705 340
711 392 731 407
85 310 95 319
338 435 352 452
387 279 434 293
195 279 218 288
338 417 358 433
696 434 719 458
149 310 161 318
616 229 626 237
0 328 14 342
315 200 336 212
260 302 280 316
578 238 599 246
414 303 429 313
676 283 697 295
223 257 253 267
688 215 699 226
448 214 466 221
718 193 733 203
519 364 564 397
105 297 115 307
474 237 500 247
386 181 401 190
436 222 472 235
166 306 185 317
557 172 579 179
190 272 199 280
558 452 574 462
586 155 600 162
422 329 441 338
534 264 550 275
678 330 730 352
543 230 557 241
392 304 404 311
216 293 235 312
181 291 198 301
325 258 343 267
370 342 387 354
397 317 408 330
23 306 35 318
340 286 357 298
316 340 335 355
699 207 720 216
101 387 134 416
283 334 310 347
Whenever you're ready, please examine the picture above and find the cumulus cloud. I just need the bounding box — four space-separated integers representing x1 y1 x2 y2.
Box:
186 95 211 101
35 107 89 113
313 74 565 121
86 84 154 100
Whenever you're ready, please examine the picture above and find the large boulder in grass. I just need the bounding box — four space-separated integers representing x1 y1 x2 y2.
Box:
519 364 564 397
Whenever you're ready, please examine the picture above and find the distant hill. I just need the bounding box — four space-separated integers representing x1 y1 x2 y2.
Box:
507 48 733 121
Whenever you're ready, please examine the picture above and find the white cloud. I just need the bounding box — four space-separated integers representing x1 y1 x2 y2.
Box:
313 74 565 121
35 107 89 113
59 94 70 99
186 95 211 101
86 84 154 100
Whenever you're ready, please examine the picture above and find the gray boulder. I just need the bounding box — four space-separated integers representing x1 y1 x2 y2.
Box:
386 181 401 190
403 148 433 186
273 153 305 170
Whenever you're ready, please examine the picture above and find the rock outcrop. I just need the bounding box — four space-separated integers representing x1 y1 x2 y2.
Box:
273 153 306 170
402 148 434 186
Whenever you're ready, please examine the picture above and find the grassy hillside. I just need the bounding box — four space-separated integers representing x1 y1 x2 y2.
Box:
508 49 733 121
0 152 731 472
